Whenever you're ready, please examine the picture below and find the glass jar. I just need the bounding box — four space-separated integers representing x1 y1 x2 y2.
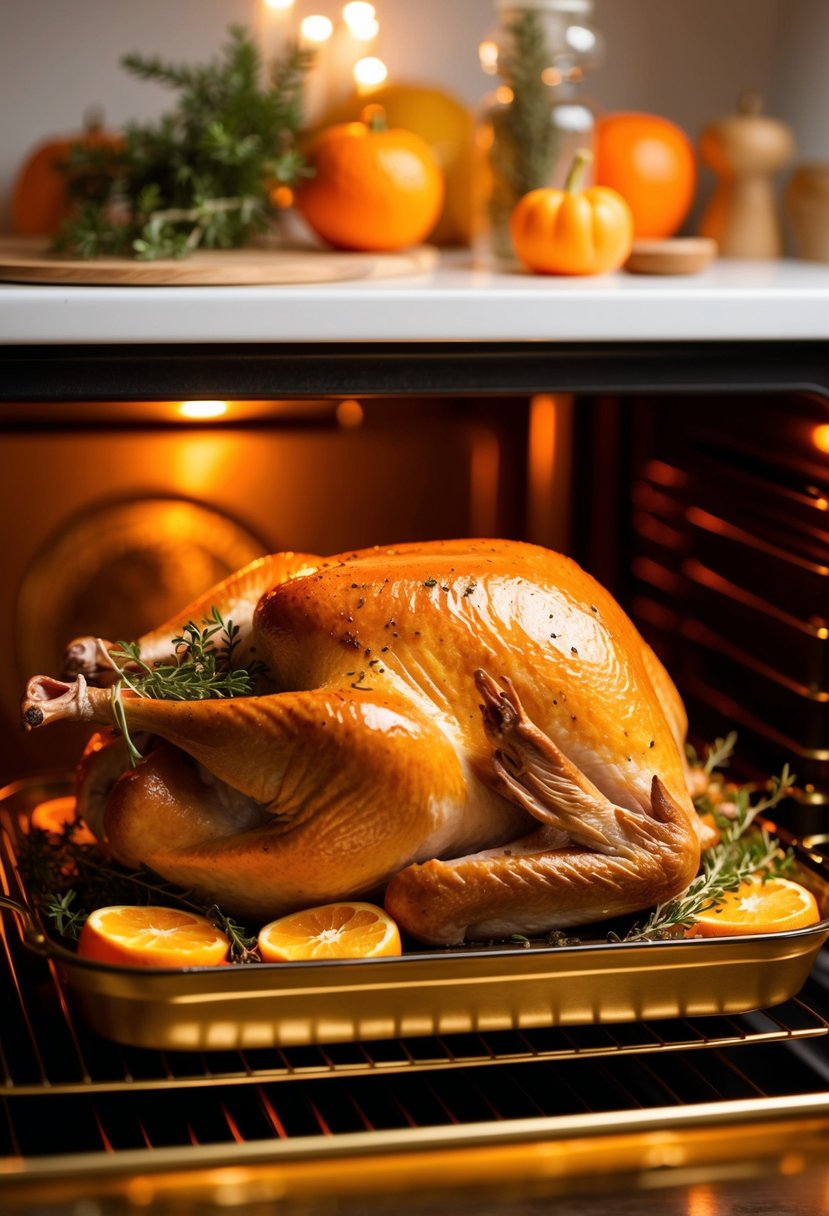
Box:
473 0 603 267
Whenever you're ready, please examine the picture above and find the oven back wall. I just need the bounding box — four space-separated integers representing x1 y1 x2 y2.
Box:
1 401 529 780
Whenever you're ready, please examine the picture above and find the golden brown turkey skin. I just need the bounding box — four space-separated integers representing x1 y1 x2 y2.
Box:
23 539 701 944
254 540 692 818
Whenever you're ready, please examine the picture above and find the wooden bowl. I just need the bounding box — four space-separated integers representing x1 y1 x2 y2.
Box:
624 237 718 276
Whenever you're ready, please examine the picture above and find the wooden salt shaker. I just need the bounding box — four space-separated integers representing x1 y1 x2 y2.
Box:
698 91 794 258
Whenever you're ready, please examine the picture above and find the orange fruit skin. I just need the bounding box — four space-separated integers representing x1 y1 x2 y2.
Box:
510 186 633 276
686 876 821 938
77 906 230 968
312 85 474 246
297 120 445 252
594 113 696 240
258 901 402 962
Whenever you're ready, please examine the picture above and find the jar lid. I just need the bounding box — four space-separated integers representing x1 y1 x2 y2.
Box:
495 0 593 14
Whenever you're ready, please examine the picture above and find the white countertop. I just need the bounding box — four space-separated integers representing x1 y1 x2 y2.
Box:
2 254 829 345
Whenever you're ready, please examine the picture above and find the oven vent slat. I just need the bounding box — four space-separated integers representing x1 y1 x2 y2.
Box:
620 395 829 800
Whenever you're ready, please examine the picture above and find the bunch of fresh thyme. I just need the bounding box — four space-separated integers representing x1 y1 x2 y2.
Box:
54 25 314 260
108 605 266 765
626 748 797 941
20 820 259 963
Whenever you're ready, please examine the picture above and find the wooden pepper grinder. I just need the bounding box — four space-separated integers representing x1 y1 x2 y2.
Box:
698 91 794 258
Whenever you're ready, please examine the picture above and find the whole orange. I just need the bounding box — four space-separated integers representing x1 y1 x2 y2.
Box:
297 105 444 252
594 112 696 239
311 85 473 246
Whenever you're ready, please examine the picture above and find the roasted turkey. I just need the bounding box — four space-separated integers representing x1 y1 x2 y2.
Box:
22 540 702 945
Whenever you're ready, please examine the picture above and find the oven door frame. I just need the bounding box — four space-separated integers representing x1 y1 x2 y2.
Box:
2 339 829 400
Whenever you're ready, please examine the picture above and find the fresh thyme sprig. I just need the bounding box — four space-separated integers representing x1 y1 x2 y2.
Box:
207 905 260 964
702 731 738 776
43 889 88 940
21 824 258 963
108 605 266 766
627 763 797 941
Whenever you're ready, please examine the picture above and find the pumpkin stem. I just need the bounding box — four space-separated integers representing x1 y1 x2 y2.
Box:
361 104 387 133
564 148 593 195
82 104 106 135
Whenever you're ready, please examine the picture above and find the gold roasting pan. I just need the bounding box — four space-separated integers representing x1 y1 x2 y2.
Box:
2 775 828 1052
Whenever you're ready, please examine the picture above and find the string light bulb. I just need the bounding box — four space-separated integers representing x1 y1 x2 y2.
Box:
343 1 379 39
343 2 375 22
264 0 294 8
479 40 499 74
300 14 334 43
353 56 388 89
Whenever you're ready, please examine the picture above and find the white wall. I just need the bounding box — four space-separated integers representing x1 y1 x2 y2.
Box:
0 0 823 233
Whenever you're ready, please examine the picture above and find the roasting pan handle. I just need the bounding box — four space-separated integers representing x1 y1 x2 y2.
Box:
0 894 51 956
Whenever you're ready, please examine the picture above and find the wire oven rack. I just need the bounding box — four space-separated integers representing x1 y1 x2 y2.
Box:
3 787 829 1204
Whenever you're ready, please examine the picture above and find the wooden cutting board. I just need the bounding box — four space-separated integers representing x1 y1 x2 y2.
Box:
0 236 439 286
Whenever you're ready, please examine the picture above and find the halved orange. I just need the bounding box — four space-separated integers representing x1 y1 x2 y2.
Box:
77 906 230 968
31 796 96 845
686 876 821 938
258 901 402 962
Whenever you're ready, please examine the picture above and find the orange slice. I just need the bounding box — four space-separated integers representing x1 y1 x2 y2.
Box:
77 906 230 968
686 876 821 938
258 901 402 962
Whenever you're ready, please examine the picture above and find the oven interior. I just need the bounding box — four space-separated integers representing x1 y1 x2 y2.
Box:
1 388 828 1206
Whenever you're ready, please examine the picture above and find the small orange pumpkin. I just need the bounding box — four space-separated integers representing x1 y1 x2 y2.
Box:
11 110 122 236
297 105 444 252
510 150 634 276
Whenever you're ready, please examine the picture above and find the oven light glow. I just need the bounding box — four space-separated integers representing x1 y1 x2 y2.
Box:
178 401 229 420
812 422 829 453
